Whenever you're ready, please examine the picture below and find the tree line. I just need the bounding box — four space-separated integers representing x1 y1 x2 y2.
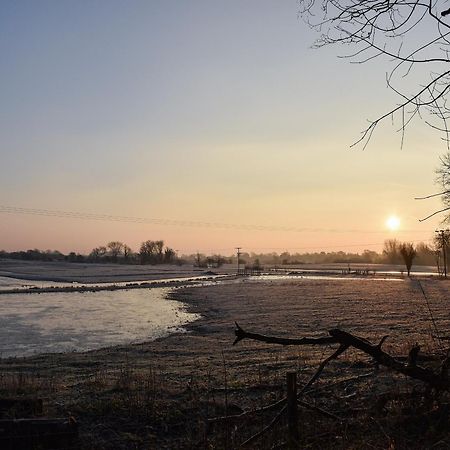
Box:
1 238 447 273
231 240 436 267
0 240 179 265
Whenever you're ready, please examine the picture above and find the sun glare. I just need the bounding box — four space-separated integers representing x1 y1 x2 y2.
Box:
386 215 400 231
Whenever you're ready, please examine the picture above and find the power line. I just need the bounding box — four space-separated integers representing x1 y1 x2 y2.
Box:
180 237 437 255
0 205 436 235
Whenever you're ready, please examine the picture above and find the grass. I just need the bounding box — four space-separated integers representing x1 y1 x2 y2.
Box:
1 277 450 448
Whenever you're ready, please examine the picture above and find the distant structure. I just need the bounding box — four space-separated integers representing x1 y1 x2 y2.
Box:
236 247 242 275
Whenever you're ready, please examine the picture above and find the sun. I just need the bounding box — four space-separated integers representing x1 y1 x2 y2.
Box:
386 215 400 231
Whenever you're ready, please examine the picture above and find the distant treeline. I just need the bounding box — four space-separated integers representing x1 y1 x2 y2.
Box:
0 240 179 265
232 240 437 267
0 239 441 267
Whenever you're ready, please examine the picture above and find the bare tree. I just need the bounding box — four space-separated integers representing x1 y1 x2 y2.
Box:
123 244 132 261
399 242 417 276
107 241 124 263
299 0 450 148
382 239 401 264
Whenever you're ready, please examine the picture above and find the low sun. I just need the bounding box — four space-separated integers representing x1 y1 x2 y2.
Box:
386 215 400 231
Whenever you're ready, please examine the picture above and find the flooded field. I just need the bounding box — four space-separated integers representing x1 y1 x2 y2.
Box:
0 287 199 357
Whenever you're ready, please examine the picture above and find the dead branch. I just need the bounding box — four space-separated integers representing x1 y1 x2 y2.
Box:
233 322 336 346
329 329 449 390
299 344 349 395
234 324 450 390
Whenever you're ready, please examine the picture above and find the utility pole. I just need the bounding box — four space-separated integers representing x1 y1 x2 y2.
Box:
435 229 449 278
236 247 242 275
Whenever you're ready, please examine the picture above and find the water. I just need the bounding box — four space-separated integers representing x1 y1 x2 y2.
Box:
0 287 199 358
0 274 225 292
0 272 412 358
0 276 73 291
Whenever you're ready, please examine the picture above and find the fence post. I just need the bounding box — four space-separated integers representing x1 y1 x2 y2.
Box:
286 371 299 448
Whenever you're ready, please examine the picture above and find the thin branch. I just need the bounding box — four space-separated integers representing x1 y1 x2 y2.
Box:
419 206 450 221
415 191 450 200
297 399 342 420
239 405 286 448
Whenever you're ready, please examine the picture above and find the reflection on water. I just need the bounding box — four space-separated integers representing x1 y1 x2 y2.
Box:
0 276 72 291
0 274 226 292
0 288 199 358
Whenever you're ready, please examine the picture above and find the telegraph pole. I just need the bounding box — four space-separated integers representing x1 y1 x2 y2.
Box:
435 229 449 278
236 247 242 275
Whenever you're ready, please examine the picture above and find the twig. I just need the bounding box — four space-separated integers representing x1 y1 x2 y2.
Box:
208 396 286 423
297 399 342 421
239 405 286 448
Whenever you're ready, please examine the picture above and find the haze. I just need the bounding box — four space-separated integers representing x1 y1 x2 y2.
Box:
0 1 444 255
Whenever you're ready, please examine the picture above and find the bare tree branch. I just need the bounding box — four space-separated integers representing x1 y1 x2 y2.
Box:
234 324 450 390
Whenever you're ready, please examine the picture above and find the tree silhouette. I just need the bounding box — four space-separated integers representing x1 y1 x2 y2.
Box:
399 242 417 276
382 239 401 264
107 241 124 263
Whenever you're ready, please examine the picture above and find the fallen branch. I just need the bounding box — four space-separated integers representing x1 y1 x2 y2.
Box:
329 329 449 390
234 324 450 390
233 322 336 346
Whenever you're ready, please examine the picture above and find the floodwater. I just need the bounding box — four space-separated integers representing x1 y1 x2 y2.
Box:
0 274 225 292
0 287 200 358
0 271 420 358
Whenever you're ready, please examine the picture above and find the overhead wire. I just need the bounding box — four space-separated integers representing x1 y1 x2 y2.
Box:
0 205 434 235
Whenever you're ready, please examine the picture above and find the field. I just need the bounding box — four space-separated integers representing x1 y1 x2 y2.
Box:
1 276 450 448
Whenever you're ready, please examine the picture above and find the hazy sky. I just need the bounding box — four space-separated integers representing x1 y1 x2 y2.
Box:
0 0 446 255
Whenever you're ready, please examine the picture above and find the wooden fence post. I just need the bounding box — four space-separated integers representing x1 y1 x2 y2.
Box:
286 371 299 448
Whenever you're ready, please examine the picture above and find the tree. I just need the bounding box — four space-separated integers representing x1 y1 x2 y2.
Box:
107 241 124 263
433 229 450 275
155 240 164 263
89 246 107 262
299 0 450 148
382 239 401 264
164 247 176 264
430 153 450 220
123 245 133 262
139 240 174 265
399 242 417 276
139 240 156 264
415 242 436 266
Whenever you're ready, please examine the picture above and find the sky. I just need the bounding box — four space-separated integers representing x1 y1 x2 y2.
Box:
0 0 447 255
